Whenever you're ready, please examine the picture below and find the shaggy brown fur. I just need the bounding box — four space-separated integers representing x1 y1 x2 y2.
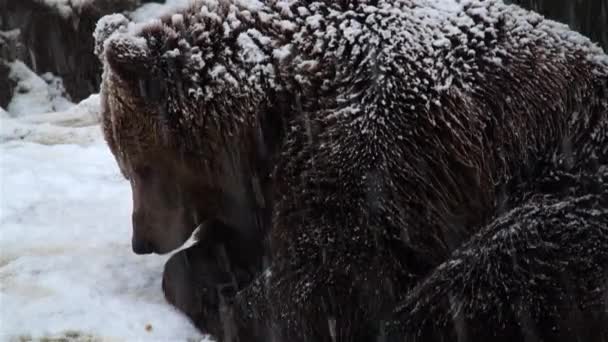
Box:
95 0 608 341
95 11 278 255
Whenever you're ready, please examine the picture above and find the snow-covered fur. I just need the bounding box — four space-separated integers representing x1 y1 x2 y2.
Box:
95 0 608 341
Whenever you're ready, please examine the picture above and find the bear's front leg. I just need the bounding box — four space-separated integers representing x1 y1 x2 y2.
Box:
385 189 608 342
162 220 266 341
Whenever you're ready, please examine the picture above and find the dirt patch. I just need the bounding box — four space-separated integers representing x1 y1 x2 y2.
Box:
11 330 118 342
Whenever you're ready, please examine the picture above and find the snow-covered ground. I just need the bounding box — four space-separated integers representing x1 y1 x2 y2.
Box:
0 63 207 341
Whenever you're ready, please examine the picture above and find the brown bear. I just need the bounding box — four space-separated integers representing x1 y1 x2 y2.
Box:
94 12 275 336
94 0 608 341
93 12 276 255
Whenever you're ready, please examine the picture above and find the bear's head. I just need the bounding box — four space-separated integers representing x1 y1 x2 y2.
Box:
94 11 272 254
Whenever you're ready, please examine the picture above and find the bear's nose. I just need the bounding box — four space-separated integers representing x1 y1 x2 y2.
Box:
132 210 156 254
132 236 154 254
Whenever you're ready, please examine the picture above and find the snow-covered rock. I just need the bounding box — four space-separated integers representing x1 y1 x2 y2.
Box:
6 61 73 117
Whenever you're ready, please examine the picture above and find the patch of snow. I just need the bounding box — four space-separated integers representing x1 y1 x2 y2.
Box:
130 0 193 22
237 31 266 64
1 95 101 145
278 19 297 32
172 13 185 26
234 0 264 12
0 95 208 341
6 61 74 117
425 0 463 12
0 118 102 146
20 94 101 127
273 44 292 61
93 13 130 57
305 14 323 29
591 51 608 68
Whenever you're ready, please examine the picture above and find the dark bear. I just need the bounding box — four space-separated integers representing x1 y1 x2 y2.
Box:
94 0 608 341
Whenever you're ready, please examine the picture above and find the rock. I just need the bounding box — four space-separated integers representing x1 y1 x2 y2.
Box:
0 29 22 108
0 29 24 61
0 0 142 102
0 60 14 109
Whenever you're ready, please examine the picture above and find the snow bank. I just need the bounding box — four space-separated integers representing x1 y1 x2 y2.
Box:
1 94 100 145
0 94 208 341
6 61 73 117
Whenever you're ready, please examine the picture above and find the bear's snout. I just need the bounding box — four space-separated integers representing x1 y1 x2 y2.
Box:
131 210 156 254
131 207 195 255
132 235 154 254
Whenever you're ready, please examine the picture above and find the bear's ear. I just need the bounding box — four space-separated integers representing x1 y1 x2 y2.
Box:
104 34 157 78
93 14 129 61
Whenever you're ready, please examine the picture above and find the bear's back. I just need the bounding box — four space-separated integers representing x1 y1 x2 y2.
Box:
274 0 608 265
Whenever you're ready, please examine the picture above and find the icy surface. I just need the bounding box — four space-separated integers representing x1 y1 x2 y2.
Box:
0 93 207 340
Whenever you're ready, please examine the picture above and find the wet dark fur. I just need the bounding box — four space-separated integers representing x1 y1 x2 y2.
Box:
95 0 608 341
